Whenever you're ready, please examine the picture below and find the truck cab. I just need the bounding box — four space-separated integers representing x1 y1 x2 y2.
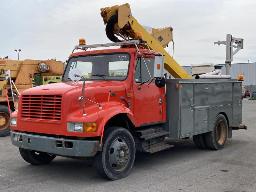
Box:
10 42 168 179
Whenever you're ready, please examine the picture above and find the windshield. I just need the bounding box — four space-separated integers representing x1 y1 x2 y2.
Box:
63 53 130 81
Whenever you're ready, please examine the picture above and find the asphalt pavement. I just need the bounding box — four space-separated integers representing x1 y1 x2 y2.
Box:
0 100 255 192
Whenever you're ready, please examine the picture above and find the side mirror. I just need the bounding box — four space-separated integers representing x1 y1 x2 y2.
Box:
153 55 164 78
154 55 165 88
155 77 166 88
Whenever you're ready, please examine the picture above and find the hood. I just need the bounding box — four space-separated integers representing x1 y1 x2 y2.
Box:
20 80 128 123
21 81 128 103
22 82 80 95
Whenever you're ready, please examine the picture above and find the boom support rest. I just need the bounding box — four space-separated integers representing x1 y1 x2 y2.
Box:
101 3 192 79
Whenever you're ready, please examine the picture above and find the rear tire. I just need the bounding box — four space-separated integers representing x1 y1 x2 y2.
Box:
204 114 228 150
193 134 207 149
94 127 136 180
0 105 10 137
19 148 56 165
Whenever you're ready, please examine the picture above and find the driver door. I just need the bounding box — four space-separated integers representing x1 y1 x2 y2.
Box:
132 57 165 126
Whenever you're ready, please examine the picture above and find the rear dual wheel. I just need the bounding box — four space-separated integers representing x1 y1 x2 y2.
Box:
193 134 207 149
193 114 228 150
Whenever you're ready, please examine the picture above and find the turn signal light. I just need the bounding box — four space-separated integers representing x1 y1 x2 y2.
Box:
237 74 244 81
84 122 97 132
79 38 86 46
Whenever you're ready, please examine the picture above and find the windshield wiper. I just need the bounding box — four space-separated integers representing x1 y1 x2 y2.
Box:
91 74 107 79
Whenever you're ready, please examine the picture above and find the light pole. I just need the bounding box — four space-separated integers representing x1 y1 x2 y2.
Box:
14 49 21 60
214 34 243 75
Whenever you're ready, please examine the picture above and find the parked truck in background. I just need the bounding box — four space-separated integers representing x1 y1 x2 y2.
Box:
0 59 64 136
10 3 245 180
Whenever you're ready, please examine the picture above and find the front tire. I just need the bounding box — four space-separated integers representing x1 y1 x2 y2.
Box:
19 148 56 165
95 127 136 180
204 114 228 150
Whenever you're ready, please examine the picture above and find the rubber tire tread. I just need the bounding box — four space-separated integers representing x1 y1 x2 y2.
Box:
193 134 207 149
204 114 228 150
19 148 56 165
94 127 136 180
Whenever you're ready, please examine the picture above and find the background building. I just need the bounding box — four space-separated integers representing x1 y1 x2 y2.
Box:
182 64 214 76
216 63 256 86
182 65 192 75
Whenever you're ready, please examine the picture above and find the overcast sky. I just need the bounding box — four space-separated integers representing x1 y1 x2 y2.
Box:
0 0 255 65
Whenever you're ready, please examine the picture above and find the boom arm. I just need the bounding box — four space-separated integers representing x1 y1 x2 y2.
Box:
101 3 191 79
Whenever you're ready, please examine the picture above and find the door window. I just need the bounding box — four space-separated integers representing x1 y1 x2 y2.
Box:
135 57 154 83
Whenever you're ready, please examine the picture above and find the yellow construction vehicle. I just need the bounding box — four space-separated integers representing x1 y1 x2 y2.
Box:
100 3 192 79
0 59 64 136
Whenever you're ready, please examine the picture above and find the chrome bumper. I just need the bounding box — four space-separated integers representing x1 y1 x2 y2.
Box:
11 131 100 157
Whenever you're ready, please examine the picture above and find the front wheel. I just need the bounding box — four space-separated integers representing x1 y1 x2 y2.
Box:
95 127 136 180
19 148 56 165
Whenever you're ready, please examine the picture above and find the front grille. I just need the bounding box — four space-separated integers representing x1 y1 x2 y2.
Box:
21 95 62 121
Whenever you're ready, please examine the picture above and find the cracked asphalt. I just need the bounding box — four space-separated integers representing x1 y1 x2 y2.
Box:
0 100 255 192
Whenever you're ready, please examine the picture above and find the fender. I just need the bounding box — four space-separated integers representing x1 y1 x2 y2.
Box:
97 101 135 144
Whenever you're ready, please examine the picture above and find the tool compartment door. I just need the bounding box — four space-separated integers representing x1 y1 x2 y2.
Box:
232 82 242 126
179 83 210 137
193 83 210 134
180 83 194 138
194 106 209 134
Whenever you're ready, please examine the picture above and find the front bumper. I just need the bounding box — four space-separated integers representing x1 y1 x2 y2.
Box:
11 131 100 157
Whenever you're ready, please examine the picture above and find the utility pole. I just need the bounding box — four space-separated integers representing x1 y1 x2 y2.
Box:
214 34 243 75
14 49 21 60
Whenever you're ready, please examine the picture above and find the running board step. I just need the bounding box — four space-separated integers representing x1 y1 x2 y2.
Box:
144 142 174 153
136 127 169 140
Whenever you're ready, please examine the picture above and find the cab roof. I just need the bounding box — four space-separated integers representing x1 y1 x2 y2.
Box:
70 47 158 58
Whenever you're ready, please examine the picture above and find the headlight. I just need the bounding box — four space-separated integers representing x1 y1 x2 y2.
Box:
67 122 97 133
67 122 83 132
10 118 17 126
38 62 49 73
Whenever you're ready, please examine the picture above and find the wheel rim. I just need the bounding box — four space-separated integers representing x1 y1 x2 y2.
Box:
0 112 10 131
216 120 226 145
108 137 130 172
